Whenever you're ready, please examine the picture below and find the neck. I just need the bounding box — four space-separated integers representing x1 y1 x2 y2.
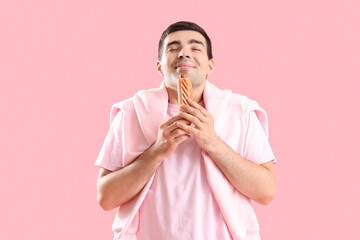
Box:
166 81 205 104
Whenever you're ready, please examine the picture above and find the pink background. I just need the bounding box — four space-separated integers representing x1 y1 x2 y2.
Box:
1 0 359 239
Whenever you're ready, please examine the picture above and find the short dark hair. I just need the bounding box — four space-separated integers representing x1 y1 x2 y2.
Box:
158 21 213 60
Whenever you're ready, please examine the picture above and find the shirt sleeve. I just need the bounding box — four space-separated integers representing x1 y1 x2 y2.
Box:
94 110 124 171
243 111 276 165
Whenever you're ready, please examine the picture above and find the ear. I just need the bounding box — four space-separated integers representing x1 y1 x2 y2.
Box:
207 59 215 76
156 61 164 77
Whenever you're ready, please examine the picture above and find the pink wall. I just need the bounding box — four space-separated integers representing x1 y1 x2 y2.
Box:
1 0 359 239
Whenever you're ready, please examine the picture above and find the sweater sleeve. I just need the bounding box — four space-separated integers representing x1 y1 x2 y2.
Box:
94 110 124 171
243 111 276 165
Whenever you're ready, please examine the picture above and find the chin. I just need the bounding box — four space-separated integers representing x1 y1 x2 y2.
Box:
191 78 206 87
177 69 191 76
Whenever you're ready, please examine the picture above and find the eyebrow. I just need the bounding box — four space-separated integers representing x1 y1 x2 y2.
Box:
188 39 205 46
166 39 205 48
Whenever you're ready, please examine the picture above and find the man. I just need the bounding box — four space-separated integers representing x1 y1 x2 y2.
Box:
95 21 276 240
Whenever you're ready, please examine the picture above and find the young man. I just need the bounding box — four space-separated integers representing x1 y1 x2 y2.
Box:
95 21 276 240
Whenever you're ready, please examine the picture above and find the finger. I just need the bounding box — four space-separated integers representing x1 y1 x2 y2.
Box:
163 115 184 127
178 110 203 128
166 119 191 134
161 115 185 133
169 128 190 140
172 134 191 146
188 99 209 117
172 119 191 127
177 121 199 137
180 104 206 123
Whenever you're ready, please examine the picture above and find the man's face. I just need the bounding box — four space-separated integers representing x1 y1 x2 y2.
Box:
157 30 214 89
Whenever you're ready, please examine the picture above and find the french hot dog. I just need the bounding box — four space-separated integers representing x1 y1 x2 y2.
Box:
177 73 193 111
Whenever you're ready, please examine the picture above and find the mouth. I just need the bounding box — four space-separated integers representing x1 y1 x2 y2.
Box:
176 66 194 70
175 63 195 70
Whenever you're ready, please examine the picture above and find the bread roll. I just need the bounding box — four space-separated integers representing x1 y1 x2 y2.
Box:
177 73 193 111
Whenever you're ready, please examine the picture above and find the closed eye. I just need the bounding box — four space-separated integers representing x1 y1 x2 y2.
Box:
168 49 178 52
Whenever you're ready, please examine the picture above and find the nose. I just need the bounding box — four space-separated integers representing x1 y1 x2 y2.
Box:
178 47 190 59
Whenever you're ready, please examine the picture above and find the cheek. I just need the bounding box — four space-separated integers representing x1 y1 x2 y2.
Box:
160 60 171 73
199 61 211 72
164 58 175 68
195 55 210 65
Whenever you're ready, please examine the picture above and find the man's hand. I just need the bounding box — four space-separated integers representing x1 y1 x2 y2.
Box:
176 99 221 153
176 99 276 205
152 115 191 159
97 115 191 211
